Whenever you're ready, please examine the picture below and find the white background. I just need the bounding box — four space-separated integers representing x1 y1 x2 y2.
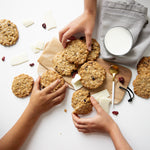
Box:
0 0 150 150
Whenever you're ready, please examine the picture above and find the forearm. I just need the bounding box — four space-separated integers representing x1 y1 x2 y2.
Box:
0 104 40 150
109 123 132 150
84 0 97 15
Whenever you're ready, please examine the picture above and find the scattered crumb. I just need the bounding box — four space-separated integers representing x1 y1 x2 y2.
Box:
64 109 67 113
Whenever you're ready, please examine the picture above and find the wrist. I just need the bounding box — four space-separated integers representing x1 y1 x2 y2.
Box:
109 122 119 137
26 103 41 119
84 9 96 17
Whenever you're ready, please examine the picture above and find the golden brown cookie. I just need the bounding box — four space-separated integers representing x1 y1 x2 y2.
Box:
137 56 150 74
133 73 150 99
80 37 100 61
40 69 65 92
53 51 77 76
78 61 106 89
12 74 34 98
64 39 88 65
0 19 19 46
72 89 92 115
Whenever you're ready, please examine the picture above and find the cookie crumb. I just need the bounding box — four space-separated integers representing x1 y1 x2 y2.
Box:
64 109 67 113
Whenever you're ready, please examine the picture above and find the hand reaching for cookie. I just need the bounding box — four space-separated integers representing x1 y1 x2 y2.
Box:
72 97 132 150
29 76 68 116
59 0 97 50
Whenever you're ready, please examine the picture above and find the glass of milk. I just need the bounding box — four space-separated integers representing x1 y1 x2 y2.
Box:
104 27 133 56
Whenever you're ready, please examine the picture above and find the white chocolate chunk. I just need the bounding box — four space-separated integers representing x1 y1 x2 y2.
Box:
71 74 82 90
92 89 110 101
22 19 34 27
10 53 29 66
32 41 45 54
34 41 45 50
98 98 111 113
43 11 56 30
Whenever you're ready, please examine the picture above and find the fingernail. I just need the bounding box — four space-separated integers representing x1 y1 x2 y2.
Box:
88 46 91 51
65 83 68 88
57 79 61 82
90 96 95 100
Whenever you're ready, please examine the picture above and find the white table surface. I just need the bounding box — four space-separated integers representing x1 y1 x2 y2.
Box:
0 0 150 150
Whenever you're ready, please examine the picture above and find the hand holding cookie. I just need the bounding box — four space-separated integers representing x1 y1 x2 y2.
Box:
72 97 115 133
28 77 68 116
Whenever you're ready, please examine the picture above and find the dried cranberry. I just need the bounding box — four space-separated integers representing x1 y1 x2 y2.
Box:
112 111 119 116
42 23 46 29
84 99 86 102
119 77 125 84
91 76 95 80
2 56 5 61
29 63 34 67
71 70 78 78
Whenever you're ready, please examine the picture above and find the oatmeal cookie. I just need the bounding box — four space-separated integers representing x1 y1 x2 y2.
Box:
133 73 150 99
40 69 65 92
80 37 100 61
78 61 106 89
72 89 92 115
137 56 150 74
0 19 19 46
53 51 77 76
12 74 34 98
64 39 88 65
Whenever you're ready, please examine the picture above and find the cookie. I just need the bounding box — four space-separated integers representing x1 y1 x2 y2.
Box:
0 19 19 46
72 89 92 115
64 39 88 65
137 56 150 74
40 69 65 92
53 51 77 76
78 61 106 89
12 74 34 98
80 37 100 61
133 73 150 99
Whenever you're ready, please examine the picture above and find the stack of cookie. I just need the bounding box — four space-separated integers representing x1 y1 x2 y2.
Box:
52 38 106 115
133 56 150 99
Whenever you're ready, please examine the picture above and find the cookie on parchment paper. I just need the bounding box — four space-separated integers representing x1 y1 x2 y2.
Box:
0 19 19 46
12 74 34 98
40 69 65 92
133 73 150 99
137 56 150 74
78 61 106 89
53 51 77 76
72 89 92 115
80 37 100 61
64 39 88 65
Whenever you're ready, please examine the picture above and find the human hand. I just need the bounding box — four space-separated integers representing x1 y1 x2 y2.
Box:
59 11 96 50
28 77 68 117
72 97 116 134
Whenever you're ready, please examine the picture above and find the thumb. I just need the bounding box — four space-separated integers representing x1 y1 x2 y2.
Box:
85 32 92 51
33 76 40 91
90 96 103 114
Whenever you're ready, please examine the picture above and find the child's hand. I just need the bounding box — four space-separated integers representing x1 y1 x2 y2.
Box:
72 97 115 134
59 11 96 51
28 77 68 117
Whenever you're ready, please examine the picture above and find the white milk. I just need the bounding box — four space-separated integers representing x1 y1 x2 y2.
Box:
104 27 133 56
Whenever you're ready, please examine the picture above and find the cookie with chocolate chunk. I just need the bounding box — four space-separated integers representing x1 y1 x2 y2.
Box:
133 72 150 99
78 61 106 89
0 19 19 46
40 69 64 92
12 74 34 98
53 51 77 76
137 56 150 74
64 39 88 65
72 89 92 115
80 37 100 61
